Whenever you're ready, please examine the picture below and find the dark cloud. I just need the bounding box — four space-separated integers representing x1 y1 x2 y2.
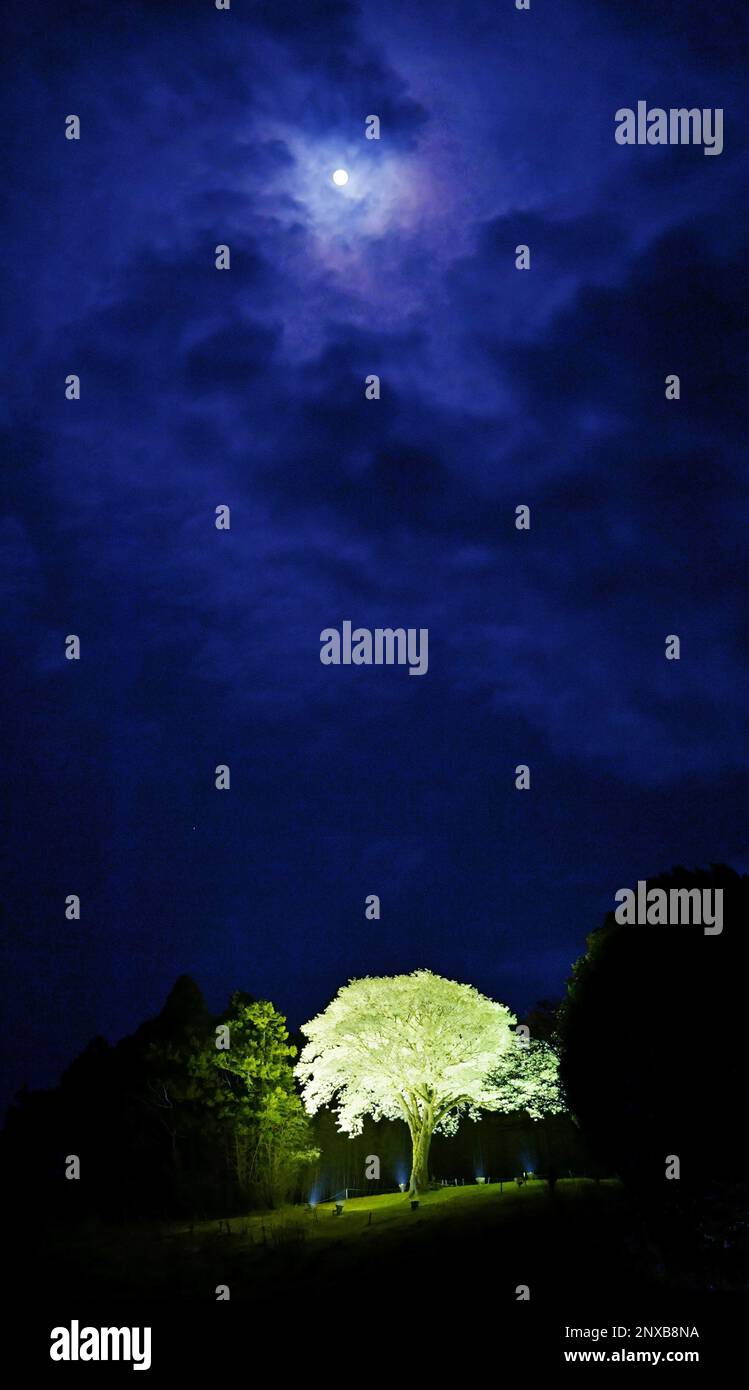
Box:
2 0 748 1111
581 0 749 69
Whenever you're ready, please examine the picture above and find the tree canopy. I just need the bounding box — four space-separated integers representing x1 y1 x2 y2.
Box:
296 970 563 1194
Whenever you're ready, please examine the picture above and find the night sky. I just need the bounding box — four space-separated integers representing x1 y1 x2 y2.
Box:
3 0 748 1114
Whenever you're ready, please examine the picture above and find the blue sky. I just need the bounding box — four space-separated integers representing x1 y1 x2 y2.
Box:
2 0 748 1107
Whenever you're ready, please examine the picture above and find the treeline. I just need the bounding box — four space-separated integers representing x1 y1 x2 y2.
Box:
4 864 746 1259
3 978 317 1222
1 975 588 1224
558 864 749 1286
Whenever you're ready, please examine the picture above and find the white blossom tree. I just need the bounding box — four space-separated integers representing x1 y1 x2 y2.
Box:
295 970 564 1196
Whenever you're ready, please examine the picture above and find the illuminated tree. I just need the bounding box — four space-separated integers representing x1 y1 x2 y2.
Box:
295 970 563 1196
170 995 318 1206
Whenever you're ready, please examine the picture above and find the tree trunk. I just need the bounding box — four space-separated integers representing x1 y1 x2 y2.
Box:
408 1119 433 1196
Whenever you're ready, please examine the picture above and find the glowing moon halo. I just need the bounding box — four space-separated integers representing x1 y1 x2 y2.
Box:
332 168 349 186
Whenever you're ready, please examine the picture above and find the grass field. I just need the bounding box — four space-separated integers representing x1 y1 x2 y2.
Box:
36 1178 642 1302
18 1177 745 1377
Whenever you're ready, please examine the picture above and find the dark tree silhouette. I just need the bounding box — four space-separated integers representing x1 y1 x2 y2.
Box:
560 865 748 1192
559 865 749 1287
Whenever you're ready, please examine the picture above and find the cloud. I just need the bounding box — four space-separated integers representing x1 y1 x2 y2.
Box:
3 0 749 1107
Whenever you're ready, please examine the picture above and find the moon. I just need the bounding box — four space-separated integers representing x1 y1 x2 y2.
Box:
332 168 349 186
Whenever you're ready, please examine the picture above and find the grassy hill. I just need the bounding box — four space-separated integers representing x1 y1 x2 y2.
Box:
34 1178 646 1302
